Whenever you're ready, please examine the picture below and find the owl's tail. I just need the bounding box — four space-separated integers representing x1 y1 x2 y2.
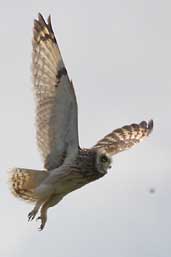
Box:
9 168 48 202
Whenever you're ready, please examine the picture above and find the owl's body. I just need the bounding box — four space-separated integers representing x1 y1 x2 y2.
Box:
11 149 104 202
9 14 153 230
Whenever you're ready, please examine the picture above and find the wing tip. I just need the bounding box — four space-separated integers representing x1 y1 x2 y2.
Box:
33 13 56 43
35 13 51 28
140 119 154 135
147 119 154 135
33 13 47 29
38 13 45 23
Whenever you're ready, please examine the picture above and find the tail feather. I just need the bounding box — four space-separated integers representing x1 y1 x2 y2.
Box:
9 168 48 202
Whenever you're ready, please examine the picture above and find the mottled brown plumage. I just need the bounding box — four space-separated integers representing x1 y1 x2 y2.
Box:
10 168 48 201
9 14 154 231
94 120 153 155
10 150 104 202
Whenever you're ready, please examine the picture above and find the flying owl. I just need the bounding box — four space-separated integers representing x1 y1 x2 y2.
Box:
9 14 153 230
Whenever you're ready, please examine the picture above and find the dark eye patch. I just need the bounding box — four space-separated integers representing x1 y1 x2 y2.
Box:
100 155 108 163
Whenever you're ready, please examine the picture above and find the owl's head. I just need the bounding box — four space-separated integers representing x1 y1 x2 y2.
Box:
96 150 112 174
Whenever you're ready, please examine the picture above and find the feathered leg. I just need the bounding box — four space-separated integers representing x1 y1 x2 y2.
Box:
28 200 44 221
37 194 63 231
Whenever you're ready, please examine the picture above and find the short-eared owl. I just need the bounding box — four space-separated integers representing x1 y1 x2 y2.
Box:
10 14 153 230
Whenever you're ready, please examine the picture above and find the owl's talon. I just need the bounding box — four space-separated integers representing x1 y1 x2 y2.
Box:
28 210 37 221
36 216 46 231
38 224 44 231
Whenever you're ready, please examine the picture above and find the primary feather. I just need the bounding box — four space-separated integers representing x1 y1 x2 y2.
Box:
33 13 79 170
93 120 153 155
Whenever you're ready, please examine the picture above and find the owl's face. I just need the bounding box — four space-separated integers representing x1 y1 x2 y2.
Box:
96 150 112 174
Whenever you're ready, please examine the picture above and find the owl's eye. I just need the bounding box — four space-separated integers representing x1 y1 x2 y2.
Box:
100 155 108 163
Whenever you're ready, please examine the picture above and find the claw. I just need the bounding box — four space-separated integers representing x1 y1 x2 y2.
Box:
28 210 37 222
27 201 42 222
36 216 46 231
38 224 44 231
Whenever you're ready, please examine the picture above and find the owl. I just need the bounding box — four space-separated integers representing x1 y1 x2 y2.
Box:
9 14 153 231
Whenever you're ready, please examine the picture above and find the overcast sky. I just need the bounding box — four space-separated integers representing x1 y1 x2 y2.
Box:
0 1 170 257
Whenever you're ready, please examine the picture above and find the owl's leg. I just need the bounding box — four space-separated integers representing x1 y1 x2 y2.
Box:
28 200 43 221
37 194 63 231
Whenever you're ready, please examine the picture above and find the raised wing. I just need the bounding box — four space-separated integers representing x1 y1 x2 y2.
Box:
32 14 79 170
93 120 153 156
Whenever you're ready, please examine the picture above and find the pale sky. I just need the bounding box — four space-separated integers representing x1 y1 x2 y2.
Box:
0 1 170 257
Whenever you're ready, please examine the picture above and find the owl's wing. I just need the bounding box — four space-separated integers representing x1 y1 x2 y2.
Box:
93 120 153 156
32 14 79 170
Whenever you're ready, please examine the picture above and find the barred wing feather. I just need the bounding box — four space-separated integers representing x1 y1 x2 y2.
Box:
32 14 79 170
93 120 153 156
